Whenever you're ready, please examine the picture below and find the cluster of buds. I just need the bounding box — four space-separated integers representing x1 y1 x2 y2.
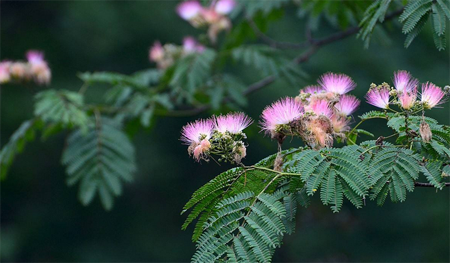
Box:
181 112 252 163
366 70 448 111
261 73 360 149
0 50 51 85
176 0 236 43
149 36 205 69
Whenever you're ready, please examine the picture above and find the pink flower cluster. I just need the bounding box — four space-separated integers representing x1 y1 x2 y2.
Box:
0 50 51 85
261 73 360 149
149 36 205 69
176 0 236 43
366 70 447 110
181 112 252 163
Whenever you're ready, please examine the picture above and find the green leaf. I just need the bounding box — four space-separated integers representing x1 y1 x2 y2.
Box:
0 119 43 179
78 72 150 90
169 49 216 96
432 4 447 36
61 117 136 210
421 161 444 189
34 90 89 130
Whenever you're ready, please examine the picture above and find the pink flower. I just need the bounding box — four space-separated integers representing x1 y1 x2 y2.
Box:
183 37 205 53
214 0 236 15
193 139 211 161
334 95 360 116
176 0 203 20
421 82 446 109
9 62 28 79
26 50 45 65
399 88 417 110
26 51 51 85
201 8 221 24
181 119 214 145
366 88 390 109
149 41 164 62
318 73 356 94
393 70 418 93
331 115 350 133
260 97 303 133
308 99 333 118
0 62 11 84
301 85 324 95
215 112 253 134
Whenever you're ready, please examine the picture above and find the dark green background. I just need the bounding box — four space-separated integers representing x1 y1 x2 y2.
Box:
1 1 449 262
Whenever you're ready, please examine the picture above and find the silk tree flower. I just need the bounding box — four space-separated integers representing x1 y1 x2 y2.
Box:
215 112 253 134
233 142 247 163
9 62 28 79
301 85 324 95
27 50 51 85
149 41 165 62
308 99 333 118
207 17 231 43
393 70 418 93
0 62 11 84
201 8 221 24
26 50 45 64
331 115 350 133
260 97 303 135
214 0 236 15
181 119 214 145
334 95 360 116
399 88 417 110
181 119 214 161
366 88 390 109
318 73 356 95
183 37 205 53
176 0 203 21
421 82 446 109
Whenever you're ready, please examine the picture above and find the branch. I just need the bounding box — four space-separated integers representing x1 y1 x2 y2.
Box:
247 19 309 49
414 182 450 187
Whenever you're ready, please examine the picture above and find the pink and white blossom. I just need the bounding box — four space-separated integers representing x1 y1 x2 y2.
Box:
183 37 205 53
181 119 214 145
26 50 51 84
260 97 303 133
331 115 350 133
366 88 390 109
176 0 203 20
26 50 45 65
318 73 356 94
215 112 253 134
301 85 324 95
214 0 236 15
421 82 446 109
201 8 221 24
308 99 333 118
0 62 11 84
149 41 164 62
399 88 417 110
393 70 418 93
334 95 360 116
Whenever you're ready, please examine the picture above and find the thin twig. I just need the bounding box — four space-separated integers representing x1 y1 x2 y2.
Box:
414 182 450 187
247 18 309 49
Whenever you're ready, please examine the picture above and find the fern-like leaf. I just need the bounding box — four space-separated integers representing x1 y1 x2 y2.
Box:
0 119 43 179
34 90 89 130
61 117 136 210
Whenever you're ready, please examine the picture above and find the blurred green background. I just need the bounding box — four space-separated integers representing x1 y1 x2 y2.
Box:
1 1 449 262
